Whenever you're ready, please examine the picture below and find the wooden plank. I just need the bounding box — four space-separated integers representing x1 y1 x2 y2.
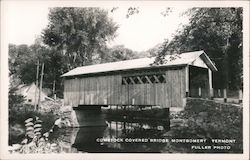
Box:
134 84 141 105
129 77 136 84
144 82 147 105
83 78 87 104
101 76 106 104
151 83 155 105
172 70 178 107
159 84 165 108
99 76 104 104
117 75 122 105
112 75 115 104
112 75 116 104
145 75 152 84
96 77 99 104
165 70 172 107
153 75 160 83
155 83 158 105
128 84 133 105
121 84 128 105
93 77 98 104
185 65 189 96
122 78 128 85
86 77 90 105
139 84 144 105
82 78 85 105
64 80 68 105
137 76 143 84
145 83 149 105
108 76 111 104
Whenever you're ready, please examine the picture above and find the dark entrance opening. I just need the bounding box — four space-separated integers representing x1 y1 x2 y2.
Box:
189 66 209 98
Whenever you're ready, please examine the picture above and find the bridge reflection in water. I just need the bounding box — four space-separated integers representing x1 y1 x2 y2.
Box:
55 119 170 153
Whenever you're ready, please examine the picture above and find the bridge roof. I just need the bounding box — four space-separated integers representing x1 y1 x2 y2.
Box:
62 50 217 77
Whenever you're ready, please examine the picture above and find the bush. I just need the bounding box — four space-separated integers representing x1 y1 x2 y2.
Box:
9 89 57 145
9 117 60 154
169 98 243 153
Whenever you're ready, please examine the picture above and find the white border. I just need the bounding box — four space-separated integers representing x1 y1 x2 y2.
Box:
1 1 249 160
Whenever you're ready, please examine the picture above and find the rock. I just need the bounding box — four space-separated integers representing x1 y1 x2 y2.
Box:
198 112 208 117
54 118 63 128
12 144 22 150
170 118 185 127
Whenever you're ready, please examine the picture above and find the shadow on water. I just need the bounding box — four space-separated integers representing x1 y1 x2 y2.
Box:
57 118 170 153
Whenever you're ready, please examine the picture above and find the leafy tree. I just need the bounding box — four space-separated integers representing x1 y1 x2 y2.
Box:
101 45 138 62
154 8 243 89
8 43 66 97
42 7 118 69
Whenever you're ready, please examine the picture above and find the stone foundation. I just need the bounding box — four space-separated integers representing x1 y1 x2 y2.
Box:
61 106 107 127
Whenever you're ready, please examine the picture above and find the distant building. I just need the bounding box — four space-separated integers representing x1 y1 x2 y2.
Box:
16 82 49 105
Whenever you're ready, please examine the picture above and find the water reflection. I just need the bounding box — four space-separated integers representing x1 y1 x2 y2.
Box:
56 119 170 153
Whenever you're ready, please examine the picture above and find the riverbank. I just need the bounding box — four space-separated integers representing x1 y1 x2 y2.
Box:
163 98 243 153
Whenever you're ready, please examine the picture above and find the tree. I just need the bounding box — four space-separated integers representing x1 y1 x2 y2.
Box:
154 8 243 89
101 45 138 63
42 7 118 69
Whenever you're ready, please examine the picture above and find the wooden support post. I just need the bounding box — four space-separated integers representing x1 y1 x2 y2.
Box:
115 121 118 137
38 63 44 110
53 80 56 100
198 87 202 97
223 89 227 103
239 89 243 103
132 98 135 105
34 60 39 110
208 69 213 99
218 89 221 97
185 65 189 97
104 98 107 105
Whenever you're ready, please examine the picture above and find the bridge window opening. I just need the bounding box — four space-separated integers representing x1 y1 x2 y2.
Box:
122 74 166 85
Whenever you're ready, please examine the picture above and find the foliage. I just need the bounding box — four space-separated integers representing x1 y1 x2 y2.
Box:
126 7 139 18
169 98 243 153
8 85 57 144
101 45 139 63
9 43 67 97
9 117 59 154
42 7 118 69
8 86 25 108
154 8 243 89
9 105 57 144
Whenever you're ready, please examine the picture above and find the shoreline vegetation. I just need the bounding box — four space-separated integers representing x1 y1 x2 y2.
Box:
9 95 243 153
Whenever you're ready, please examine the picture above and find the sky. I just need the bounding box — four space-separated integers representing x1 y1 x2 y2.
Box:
3 1 190 52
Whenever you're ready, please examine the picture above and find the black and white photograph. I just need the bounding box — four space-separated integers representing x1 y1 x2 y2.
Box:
0 1 249 160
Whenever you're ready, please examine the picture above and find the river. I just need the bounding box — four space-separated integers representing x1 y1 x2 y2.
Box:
53 119 170 153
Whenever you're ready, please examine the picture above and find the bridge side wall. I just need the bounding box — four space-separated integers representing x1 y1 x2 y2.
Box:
64 67 186 108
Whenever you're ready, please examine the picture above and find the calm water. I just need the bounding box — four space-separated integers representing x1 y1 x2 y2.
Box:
55 119 170 153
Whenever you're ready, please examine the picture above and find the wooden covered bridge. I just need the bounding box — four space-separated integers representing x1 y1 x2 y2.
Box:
62 50 217 108
62 50 217 126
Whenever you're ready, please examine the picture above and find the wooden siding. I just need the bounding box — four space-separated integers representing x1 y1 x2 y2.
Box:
165 68 186 108
64 67 186 108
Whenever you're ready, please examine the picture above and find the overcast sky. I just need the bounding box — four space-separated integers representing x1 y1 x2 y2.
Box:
3 1 190 52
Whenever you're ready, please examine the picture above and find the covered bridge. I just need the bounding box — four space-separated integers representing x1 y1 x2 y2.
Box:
62 50 217 111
